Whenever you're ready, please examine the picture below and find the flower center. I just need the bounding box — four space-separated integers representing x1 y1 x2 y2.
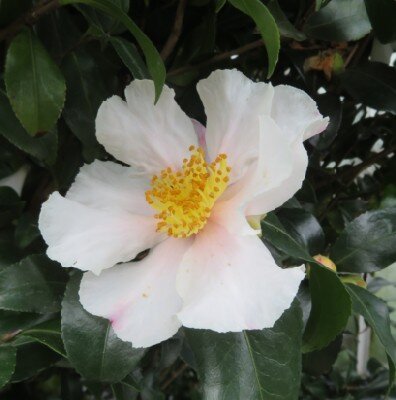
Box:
145 145 231 238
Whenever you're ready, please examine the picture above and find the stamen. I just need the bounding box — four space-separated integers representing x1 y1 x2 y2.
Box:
145 146 231 238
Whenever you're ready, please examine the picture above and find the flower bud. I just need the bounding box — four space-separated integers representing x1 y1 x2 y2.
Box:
306 254 337 277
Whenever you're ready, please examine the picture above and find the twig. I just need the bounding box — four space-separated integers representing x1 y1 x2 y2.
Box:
160 363 188 390
0 0 61 42
167 39 265 76
160 0 188 61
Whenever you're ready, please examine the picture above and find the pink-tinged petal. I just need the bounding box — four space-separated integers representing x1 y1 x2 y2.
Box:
79 238 192 348
66 160 153 215
176 222 304 332
246 139 307 216
197 69 274 182
271 85 329 142
96 81 198 174
211 116 293 234
39 193 163 274
191 118 207 151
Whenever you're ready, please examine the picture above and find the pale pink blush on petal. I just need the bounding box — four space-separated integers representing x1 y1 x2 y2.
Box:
191 118 207 150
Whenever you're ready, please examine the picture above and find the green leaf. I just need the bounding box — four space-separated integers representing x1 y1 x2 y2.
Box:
364 0 396 43
0 90 58 165
0 187 25 228
303 335 342 376
185 299 303 400
61 50 107 160
330 208 396 273
61 273 145 382
10 338 60 382
4 29 66 136
0 310 47 336
339 62 396 114
228 0 280 77
110 37 149 79
0 346 16 389
277 208 325 256
261 213 312 261
60 0 165 101
304 0 371 41
0 254 68 313
23 319 66 357
346 284 396 389
267 0 306 41
303 264 351 353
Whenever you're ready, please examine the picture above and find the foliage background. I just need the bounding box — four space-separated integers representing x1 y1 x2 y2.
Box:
0 0 395 398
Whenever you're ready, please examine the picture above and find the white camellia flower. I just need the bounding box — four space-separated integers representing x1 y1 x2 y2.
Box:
39 69 329 348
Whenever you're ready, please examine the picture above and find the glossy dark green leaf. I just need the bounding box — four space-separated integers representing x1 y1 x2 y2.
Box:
340 62 396 114
304 0 371 41
185 299 303 400
261 213 312 261
23 319 66 357
0 346 16 389
0 187 24 228
303 264 351 353
4 29 66 136
61 273 145 382
267 0 306 41
364 0 396 43
0 90 58 164
76 0 129 35
61 50 107 160
228 0 280 77
110 37 149 79
303 335 342 376
0 254 68 313
10 337 60 382
346 284 396 389
60 0 165 101
0 310 47 336
277 208 325 256
330 208 396 273
309 93 342 150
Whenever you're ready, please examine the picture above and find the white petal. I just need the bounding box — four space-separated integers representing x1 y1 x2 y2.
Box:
39 193 162 274
66 160 153 215
197 69 274 182
79 238 191 348
0 166 29 196
211 116 293 234
246 139 307 215
271 85 329 142
177 222 304 332
96 81 198 174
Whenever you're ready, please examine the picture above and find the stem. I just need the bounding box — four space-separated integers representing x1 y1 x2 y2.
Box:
167 39 264 76
160 0 187 61
0 0 61 42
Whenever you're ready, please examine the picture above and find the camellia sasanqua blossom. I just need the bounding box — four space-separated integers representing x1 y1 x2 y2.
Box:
39 69 329 348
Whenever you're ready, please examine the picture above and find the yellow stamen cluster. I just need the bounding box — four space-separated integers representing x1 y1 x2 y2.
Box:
145 145 231 238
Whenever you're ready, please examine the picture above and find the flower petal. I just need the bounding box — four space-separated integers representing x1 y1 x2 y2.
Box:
211 116 293 234
39 193 162 274
271 85 329 142
79 238 191 348
246 139 307 216
197 69 274 182
96 81 198 174
176 222 304 332
66 160 153 215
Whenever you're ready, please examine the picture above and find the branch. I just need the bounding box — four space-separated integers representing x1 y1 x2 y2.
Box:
160 0 187 61
0 0 61 43
167 39 264 76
